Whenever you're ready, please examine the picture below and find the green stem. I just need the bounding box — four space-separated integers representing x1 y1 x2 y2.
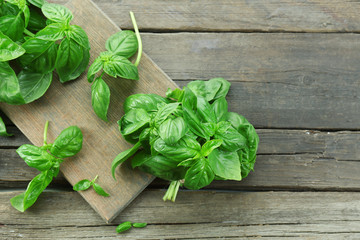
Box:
24 29 35 37
129 11 142 67
43 121 49 146
163 181 181 202
92 175 99 184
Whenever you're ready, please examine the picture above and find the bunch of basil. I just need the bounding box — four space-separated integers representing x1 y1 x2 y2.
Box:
111 78 259 201
0 0 90 105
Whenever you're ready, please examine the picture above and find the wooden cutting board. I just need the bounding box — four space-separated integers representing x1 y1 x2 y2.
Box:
0 0 178 223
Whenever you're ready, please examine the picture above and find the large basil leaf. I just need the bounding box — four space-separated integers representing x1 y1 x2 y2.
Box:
158 117 186 145
91 76 110 121
215 126 247 152
111 141 141 179
16 144 54 171
41 3 73 23
35 22 65 41
124 94 169 113
0 31 25 61
50 126 83 158
105 30 138 58
184 158 214 190
102 53 138 80
0 61 25 104
67 25 90 50
208 148 241 181
18 70 52 103
87 56 103 82
55 37 84 83
0 117 12 136
119 108 150 137
199 139 223 157
212 97 228 122
153 136 200 161
0 14 24 41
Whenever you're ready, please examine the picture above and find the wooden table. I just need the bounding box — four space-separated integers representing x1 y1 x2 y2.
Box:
1 1 360 238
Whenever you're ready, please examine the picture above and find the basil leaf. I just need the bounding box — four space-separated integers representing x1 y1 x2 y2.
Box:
132 223 147 228
187 80 206 99
158 117 186 145
92 183 110 197
153 137 200 161
41 3 73 23
35 22 65 41
212 97 228 122
111 141 141 179
215 126 247 152
0 14 24 41
0 31 25 61
87 56 102 82
208 78 231 100
23 5 30 27
119 108 150 137
50 126 83 158
10 170 54 212
116 221 132 233
105 30 138 58
19 38 57 73
0 117 13 136
16 144 54 171
182 106 208 139
124 94 169 113
196 96 216 123
153 102 179 127
73 179 91 191
27 6 47 32
0 61 25 105
184 158 214 190
18 70 52 103
225 112 250 131
208 148 241 181
55 37 84 83
200 139 223 157
28 0 46 8
66 47 90 81
67 25 90 49
166 88 184 101
91 76 110 121
102 54 138 80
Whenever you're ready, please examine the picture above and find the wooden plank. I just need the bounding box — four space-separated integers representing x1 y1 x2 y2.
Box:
52 0 360 32
2 130 359 190
2 190 360 238
0 0 180 223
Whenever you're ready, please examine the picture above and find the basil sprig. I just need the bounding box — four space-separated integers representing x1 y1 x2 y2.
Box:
10 121 83 212
111 78 259 201
73 175 110 197
0 0 90 105
87 12 142 121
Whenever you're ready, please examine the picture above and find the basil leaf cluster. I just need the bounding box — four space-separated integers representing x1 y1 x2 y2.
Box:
73 175 110 197
0 0 90 105
10 121 83 212
87 12 142 122
111 78 259 201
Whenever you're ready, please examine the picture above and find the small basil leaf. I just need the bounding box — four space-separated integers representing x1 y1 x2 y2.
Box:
0 61 25 105
41 3 73 23
50 126 83 158
158 117 186 145
208 148 241 181
67 25 90 50
200 139 223 157
116 221 132 233
187 80 206 99
111 141 141 179
91 77 110 121
28 0 46 8
119 108 150 137
16 144 54 171
73 179 91 191
212 97 228 122
0 14 25 41
166 88 184 101
67 47 90 81
35 22 66 41
225 112 250 131
0 117 13 137
184 158 214 190
124 94 170 113
102 54 138 80
18 70 53 103
207 78 231 100
132 223 147 228
87 56 103 83
105 30 138 58
153 102 179 127
196 96 216 123
93 183 110 197
0 31 25 61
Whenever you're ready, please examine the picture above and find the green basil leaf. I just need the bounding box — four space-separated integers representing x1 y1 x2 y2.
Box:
187 80 206 99
132 223 147 228
2 1 20 15
55 37 84 83
16 144 55 171
41 3 73 23
23 5 30 27
111 141 141 179
50 126 83 158
166 88 184 101
0 117 13 136
196 96 216 123
18 70 52 103
35 22 65 41
225 112 250 131
105 30 138 58
93 183 110 197
124 94 169 113
237 125 259 178
0 14 24 41
116 221 132 233
87 56 102 83
182 106 209 139
200 139 223 157
158 117 186 145
184 158 214 190
10 170 54 212
0 31 25 61
0 61 25 105
91 76 110 121
216 121 232 134
212 97 228 122
208 78 231 100
66 46 90 81
153 137 200 161
27 6 47 32
215 126 247 152
119 108 150 136
73 179 91 191
50 162 60 178
208 148 241 181
153 102 179 127
67 25 90 49
28 0 46 8
102 54 138 80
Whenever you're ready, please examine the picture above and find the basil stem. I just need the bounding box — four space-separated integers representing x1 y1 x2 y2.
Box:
130 11 142 67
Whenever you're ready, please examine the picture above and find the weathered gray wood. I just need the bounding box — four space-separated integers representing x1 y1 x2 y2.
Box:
2 190 360 238
52 0 360 32
2 130 359 190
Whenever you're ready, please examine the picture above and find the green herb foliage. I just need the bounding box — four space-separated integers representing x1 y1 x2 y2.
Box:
116 221 147 233
0 0 90 105
111 78 259 201
0 116 12 136
10 121 83 212
73 175 110 197
87 11 142 122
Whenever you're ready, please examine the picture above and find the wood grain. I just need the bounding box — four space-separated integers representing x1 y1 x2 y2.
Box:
2 190 360 238
0 0 179 223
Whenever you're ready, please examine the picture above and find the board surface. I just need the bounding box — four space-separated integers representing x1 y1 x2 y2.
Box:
0 0 178 223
